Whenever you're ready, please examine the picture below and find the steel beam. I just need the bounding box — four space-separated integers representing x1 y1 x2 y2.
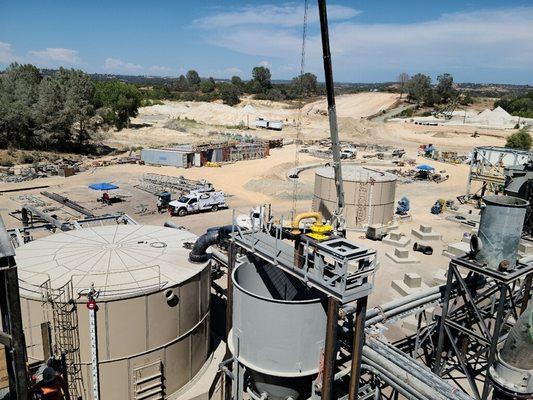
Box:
322 296 339 400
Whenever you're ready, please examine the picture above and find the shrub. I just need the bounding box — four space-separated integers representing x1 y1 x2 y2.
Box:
506 128 532 150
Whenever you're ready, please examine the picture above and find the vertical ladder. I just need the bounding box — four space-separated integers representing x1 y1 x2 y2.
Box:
41 280 85 398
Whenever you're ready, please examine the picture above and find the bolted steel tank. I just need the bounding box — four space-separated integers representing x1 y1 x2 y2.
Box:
229 256 327 399
476 195 528 269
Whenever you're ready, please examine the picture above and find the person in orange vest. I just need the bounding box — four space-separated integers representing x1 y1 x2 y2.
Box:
33 366 71 400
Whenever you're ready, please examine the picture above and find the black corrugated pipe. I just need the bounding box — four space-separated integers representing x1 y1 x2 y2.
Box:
189 225 233 263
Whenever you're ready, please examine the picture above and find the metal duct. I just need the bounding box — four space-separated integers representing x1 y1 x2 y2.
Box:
489 306 533 398
476 195 528 269
189 225 232 263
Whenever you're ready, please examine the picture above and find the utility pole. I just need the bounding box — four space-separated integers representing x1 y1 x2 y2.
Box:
318 0 346 234
0 216 30 399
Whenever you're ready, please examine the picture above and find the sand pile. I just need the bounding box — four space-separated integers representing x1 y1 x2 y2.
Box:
304 93 398 118
467 106 516 128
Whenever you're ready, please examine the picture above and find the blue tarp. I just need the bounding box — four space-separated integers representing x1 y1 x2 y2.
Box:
416 164 435 171
88 182 119 191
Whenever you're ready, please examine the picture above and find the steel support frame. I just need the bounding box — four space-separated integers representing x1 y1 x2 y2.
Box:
0 217 30 399
433 257 532 399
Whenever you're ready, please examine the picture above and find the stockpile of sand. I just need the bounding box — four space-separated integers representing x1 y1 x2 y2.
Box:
467 106 517 128
304 93 398 118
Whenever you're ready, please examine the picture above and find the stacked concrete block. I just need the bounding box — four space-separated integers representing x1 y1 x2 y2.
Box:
442 241 471 259
518 241 533 256
411 224 441 241
382 231 411 247
386 247 420 264
391 272 428 296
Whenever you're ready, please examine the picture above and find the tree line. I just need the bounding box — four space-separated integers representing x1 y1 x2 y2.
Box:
397 72 473 107
495 91 533 119
0 63 142 151
0 63 321 152
142 67 321 106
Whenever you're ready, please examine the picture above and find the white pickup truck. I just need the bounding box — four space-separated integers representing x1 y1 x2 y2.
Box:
168 190 227 217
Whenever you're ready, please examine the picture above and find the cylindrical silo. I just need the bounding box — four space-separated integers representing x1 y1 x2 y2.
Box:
16 224 211 400
313 165 397 229
476 195 528 269
229 257 327 400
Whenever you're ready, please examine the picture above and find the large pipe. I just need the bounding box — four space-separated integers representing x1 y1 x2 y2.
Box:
364 338 473 400
189 225 233 263
476 195 528 269
489 305 533 398
22 205 71 231
291 212 323 234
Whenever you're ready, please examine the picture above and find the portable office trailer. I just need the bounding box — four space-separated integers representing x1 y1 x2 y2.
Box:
141 148 188 167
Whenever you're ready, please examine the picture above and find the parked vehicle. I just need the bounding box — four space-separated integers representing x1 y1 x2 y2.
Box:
340 149 357 159
168 190 227 216
255 118 283 131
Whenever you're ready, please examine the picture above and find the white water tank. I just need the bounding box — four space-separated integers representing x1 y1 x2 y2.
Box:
313 165 397 228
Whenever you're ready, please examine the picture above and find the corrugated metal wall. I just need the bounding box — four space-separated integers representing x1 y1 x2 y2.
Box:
141 149 186 167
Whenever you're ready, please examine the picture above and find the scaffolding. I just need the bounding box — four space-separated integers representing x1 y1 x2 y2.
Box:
465 146 531 199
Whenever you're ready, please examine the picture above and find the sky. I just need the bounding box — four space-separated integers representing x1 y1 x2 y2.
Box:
1 0 532 84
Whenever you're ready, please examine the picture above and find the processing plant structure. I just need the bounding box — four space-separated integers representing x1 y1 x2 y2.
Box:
0 1 531 400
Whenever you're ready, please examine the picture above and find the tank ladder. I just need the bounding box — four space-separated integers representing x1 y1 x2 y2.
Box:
41 279 85 398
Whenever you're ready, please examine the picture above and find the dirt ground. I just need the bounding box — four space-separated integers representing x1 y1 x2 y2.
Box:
0 92 513 323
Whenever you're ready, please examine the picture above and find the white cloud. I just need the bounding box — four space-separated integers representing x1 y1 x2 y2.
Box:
28 48 81 65
104 58 143 72
259 60 271 69
195 6 533 82
223 66 242 76
193 3 360 29
149 65 172 73
0 42 17 63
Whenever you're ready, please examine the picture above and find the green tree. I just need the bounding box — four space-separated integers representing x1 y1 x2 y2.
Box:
200 77 216 93
436 73 455 103
406 73 432 106
186 70 201 87
252 66 272 93
58 68 95 144
219 83 241 106
231 76 243 87
93 81 141 130
174 75 190 92
0 63 42 148
290 72 318 98
506 128 532 150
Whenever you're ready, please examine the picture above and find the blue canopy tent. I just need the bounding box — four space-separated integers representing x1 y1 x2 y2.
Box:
88 182 119 191
416 164 435 171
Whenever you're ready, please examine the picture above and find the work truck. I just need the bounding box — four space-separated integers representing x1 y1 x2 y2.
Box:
168 190 227 216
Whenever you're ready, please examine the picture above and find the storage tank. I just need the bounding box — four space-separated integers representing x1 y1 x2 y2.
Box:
229 256 327 399
15 225 211 400
313 165 397 229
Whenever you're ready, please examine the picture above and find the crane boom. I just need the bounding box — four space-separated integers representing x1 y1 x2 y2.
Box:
318 0 345 232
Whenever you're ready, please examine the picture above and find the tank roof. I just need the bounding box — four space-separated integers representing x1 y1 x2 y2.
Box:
316 165 397 182
16 225 207 300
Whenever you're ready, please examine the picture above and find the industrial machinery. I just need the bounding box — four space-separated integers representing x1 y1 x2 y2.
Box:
504 161 533 236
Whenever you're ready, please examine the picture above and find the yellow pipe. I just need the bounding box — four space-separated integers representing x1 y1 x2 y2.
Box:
291 212 323 234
